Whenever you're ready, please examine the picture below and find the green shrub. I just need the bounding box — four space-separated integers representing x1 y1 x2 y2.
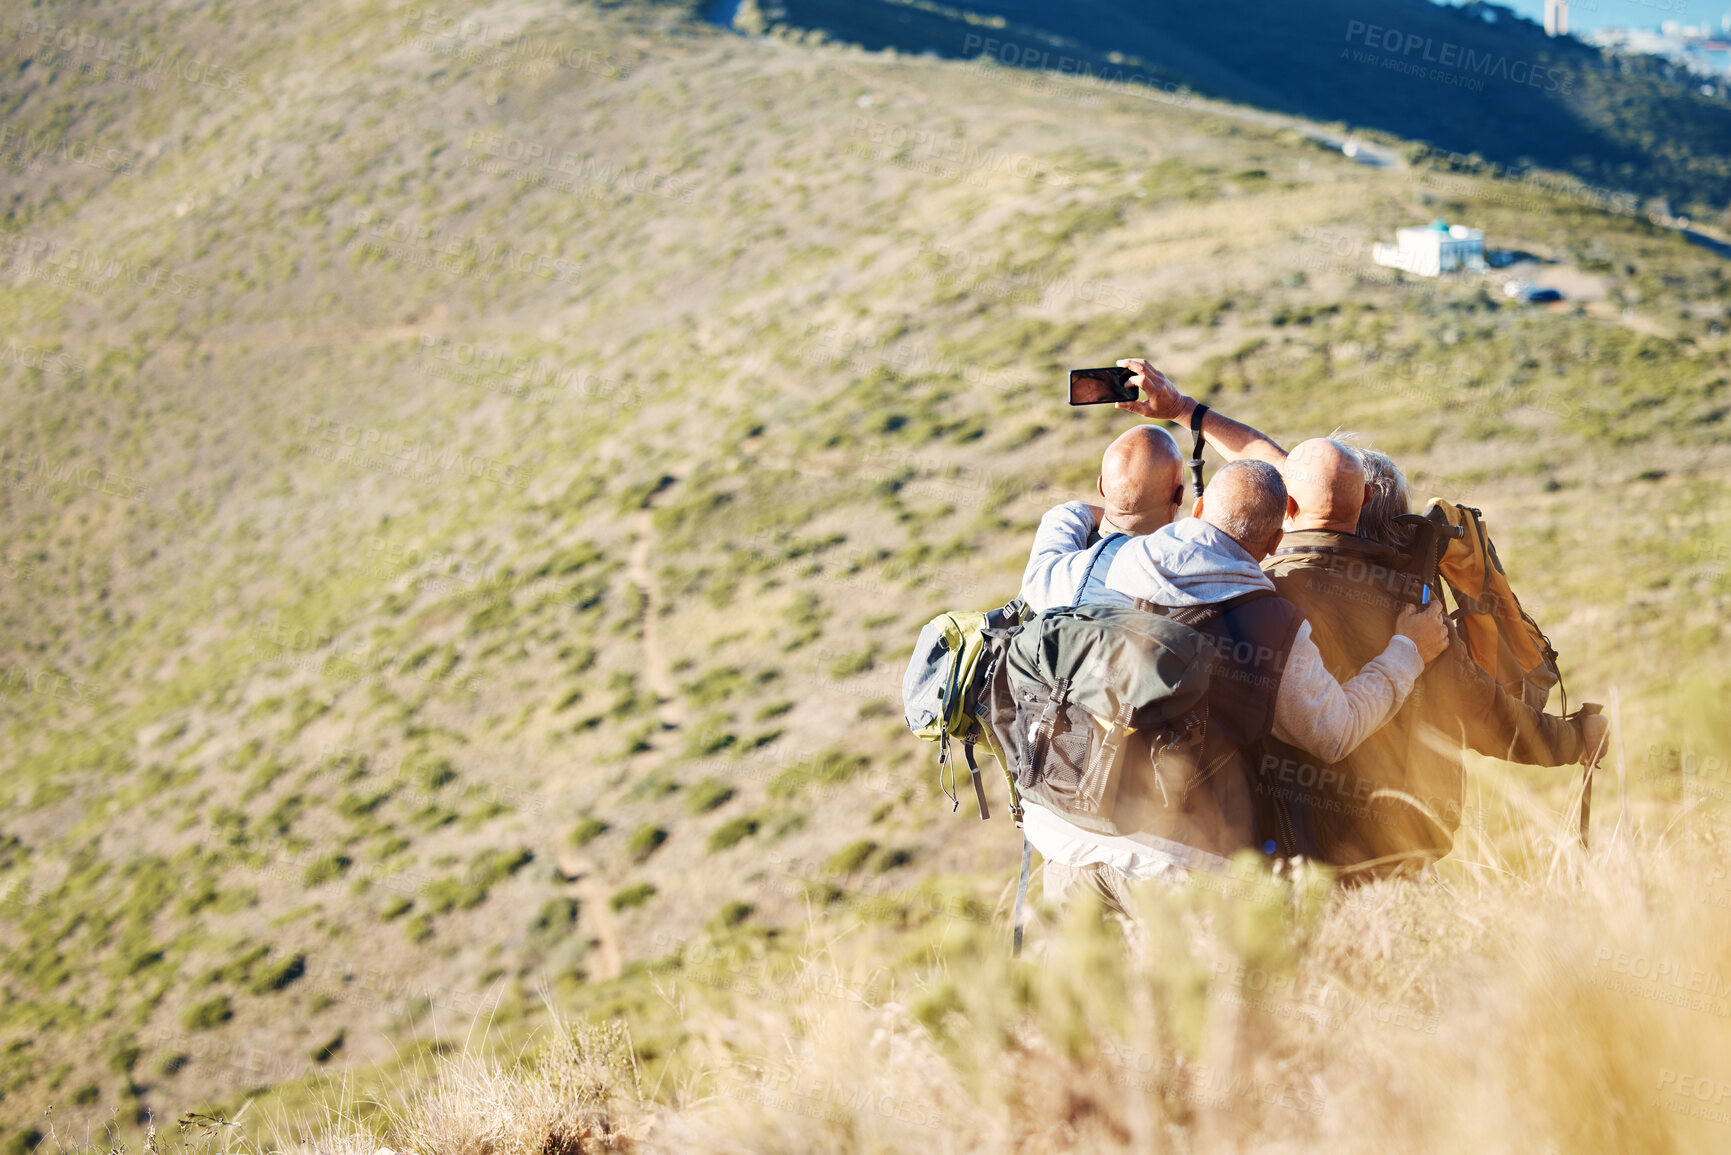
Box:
470 847 534 886
107 1036 141 1074
69 1083 98 1106
627 824 668 860
683 721 736 757
336 790 392 820
570 816 609 846
618 722 657 758
625 769 680 802
248 953 306 994
873 846 916 871
417 759 459 791
204 944 270 987
763 810 807 842
827 839 878 876
530 896 579 942
182 995 232 1030
311 1030 345 1063
712 900 753 928
380 897 413 920
683 665 747 707
422 848 533 913
303 853 352 887
414 804 459 831
610 883 657 911
4 1128 43 1155
707 815 760 853
767 749 868 797
685 778 735 814
827 647 877 678
560 643 598 672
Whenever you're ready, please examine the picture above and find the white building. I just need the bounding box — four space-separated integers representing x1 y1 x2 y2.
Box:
1545 0 1568 37
1372 219 1487 277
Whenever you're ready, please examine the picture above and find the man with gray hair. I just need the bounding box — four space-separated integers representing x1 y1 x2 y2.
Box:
1028 457 1449 914
1256 445 1610 875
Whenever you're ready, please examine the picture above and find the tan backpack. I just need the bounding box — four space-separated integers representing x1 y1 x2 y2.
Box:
1424 501 1563 711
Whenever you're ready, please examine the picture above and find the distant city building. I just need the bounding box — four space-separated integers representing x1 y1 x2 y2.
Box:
1545 0 1568 37
1587 22 1731 77
1372 220 1487 277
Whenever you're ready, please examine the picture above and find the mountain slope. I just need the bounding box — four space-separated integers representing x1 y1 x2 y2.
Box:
0 0 1728 1143
749 0 1731 211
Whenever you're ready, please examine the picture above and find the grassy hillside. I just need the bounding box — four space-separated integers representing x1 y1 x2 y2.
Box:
1 0 1730 1149
748 0 1731 214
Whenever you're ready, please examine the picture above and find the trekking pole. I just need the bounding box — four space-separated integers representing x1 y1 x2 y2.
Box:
1012 835 1032 958
1573 702 1604 848
1611 685 1629 845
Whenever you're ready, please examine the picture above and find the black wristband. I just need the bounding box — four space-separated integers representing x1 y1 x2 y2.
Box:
1186 403 1210 496
1189 402 1210 442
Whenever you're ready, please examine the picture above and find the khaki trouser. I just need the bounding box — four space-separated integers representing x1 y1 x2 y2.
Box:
1042 859 1139 920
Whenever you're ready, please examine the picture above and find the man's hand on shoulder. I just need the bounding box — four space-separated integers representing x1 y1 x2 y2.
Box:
1114 358 1192 423
1395 602 1450 664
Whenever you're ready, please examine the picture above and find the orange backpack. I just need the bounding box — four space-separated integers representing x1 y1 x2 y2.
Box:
1424 501 1562 711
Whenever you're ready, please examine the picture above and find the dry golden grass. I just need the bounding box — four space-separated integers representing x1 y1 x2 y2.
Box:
260 769 1731 1155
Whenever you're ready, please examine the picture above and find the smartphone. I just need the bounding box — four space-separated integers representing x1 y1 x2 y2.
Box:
1068 366 1139 406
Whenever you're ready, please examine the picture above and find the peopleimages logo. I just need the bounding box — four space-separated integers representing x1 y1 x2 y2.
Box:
14 19 247 91
1342 21 1572 94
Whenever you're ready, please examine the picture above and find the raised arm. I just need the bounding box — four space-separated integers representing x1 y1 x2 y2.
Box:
1114 358 1288 467
1019 500 1100 613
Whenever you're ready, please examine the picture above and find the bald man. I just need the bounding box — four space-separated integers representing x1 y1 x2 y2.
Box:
1281 438 1368 533
1018 425 1186 612
1098 425 1187 535
1262 441 1609 876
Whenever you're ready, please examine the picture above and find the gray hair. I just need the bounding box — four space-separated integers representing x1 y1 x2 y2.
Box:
1355 448 1413 548
1207 459 1287 549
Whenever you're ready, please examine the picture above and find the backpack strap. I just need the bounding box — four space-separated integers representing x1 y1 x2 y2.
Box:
1020 677 1070 787
1075 532 1130 604
962 739 990 821
1077 697 1134 814
1132 588 1275 627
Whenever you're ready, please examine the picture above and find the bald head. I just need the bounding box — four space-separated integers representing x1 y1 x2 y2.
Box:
1282 438 1369 533
1097 426 1185 535
1196 459 1287 560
